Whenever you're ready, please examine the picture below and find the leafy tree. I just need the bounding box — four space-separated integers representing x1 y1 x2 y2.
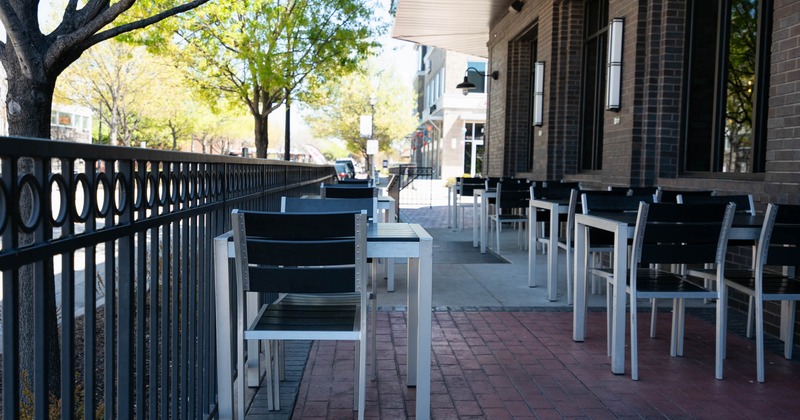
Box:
303 62 418 162
0 0 210 403
139 0 381 158
56 40 167 146
0 0 210 138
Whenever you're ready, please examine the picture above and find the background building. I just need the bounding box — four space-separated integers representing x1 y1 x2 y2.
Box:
411 46 491 181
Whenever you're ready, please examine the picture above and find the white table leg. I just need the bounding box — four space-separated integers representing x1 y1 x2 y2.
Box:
472 194 479 247
214 235 234 419
406 257 419 386
480 194 488 254
573 224 588 341
611 224 627 374
547 205 559 302
528 209 537 288
416 235 432 419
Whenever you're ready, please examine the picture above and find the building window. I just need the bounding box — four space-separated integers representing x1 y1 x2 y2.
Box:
466 61 487 94
524 26 539 172
579 0 609 171
464 122 485 176
683 0 771 173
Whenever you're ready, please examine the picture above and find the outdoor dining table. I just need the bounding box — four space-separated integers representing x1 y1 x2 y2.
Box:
528 198 571 301
572 211 763 375
213 222 434 419
474 188 497 253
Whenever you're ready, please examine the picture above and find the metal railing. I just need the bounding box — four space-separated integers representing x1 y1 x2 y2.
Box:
0 136 334 419
389 165 433 207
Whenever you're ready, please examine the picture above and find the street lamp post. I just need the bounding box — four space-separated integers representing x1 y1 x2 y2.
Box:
368 96 377 180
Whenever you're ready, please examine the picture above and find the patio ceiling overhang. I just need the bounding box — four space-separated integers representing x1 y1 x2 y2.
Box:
391 0 518 58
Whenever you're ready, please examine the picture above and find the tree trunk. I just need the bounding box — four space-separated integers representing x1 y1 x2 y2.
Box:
4 58 63 399
254 114 269 158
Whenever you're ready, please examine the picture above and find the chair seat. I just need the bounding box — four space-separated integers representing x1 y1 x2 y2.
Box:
248 303 361 337
726 275 800 298
280 292 367 305
629 268 717 298
491 214 528 222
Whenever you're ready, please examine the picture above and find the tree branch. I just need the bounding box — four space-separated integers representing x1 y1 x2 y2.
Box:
45 0 210 71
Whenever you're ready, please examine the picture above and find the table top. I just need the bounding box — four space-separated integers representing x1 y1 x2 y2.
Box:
367 223 422 242
579 211 763 227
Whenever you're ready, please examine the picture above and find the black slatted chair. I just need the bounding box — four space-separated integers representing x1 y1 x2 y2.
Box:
232 210 368 419
723 204 800 382
321 183 376 199
611 202 735 380
338 178 372 185
581 191 656 342
656 189 714 203
679 194 757 331
280 196 378 378
456 177 485 230
488 180 530 254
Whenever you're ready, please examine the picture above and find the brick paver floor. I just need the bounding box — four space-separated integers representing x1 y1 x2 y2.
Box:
292 309 800 419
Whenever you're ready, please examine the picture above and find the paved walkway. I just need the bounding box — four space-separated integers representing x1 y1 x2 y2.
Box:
248 183 800 419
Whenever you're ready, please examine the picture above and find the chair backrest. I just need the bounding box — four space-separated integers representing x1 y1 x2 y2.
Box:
281 196 377 222
484 176 518 190
631 202 735 267
678 193 755 216
656 189 714 203
607 186 658 197
607 186 630 193
338 178 371 185
628 186 659 196
581 191 653 214
550 181 581 190
458 177 485 196
758 204 800 271
530 184 575 201
321 184 376 199
231 210 367 294
496 181 530 213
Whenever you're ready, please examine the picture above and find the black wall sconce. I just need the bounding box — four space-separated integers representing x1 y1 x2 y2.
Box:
509 0 524 13
456 67 500 96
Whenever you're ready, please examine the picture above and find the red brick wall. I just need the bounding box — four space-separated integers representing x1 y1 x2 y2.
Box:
488 0 800 349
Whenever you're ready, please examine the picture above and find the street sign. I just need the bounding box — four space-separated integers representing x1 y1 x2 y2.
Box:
366 139 378 155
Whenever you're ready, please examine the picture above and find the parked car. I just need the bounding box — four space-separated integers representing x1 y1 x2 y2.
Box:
335 159 356 179
334 162 352 180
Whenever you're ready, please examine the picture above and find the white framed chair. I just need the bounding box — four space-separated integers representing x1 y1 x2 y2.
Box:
456 177 484 230
280 196 379 380
488 180 530 254
722 203 800 382
604 202 735 380
232 210 368 419
680 194 757 332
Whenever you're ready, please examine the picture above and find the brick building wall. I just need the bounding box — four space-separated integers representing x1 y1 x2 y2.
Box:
484 0 800 349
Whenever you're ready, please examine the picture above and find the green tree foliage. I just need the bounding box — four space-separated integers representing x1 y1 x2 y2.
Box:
303 62 418 160
0 0 210 138
138 0 382 158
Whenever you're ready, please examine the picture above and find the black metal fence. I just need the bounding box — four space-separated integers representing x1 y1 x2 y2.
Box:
0 137 334 419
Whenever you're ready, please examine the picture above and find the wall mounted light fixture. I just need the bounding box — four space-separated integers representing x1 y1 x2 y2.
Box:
456 67 500 96
509 0 524 13
533 61 545 126
606 17 624 110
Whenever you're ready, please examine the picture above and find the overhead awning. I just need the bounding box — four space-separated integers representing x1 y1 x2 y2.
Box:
391 0 515 58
